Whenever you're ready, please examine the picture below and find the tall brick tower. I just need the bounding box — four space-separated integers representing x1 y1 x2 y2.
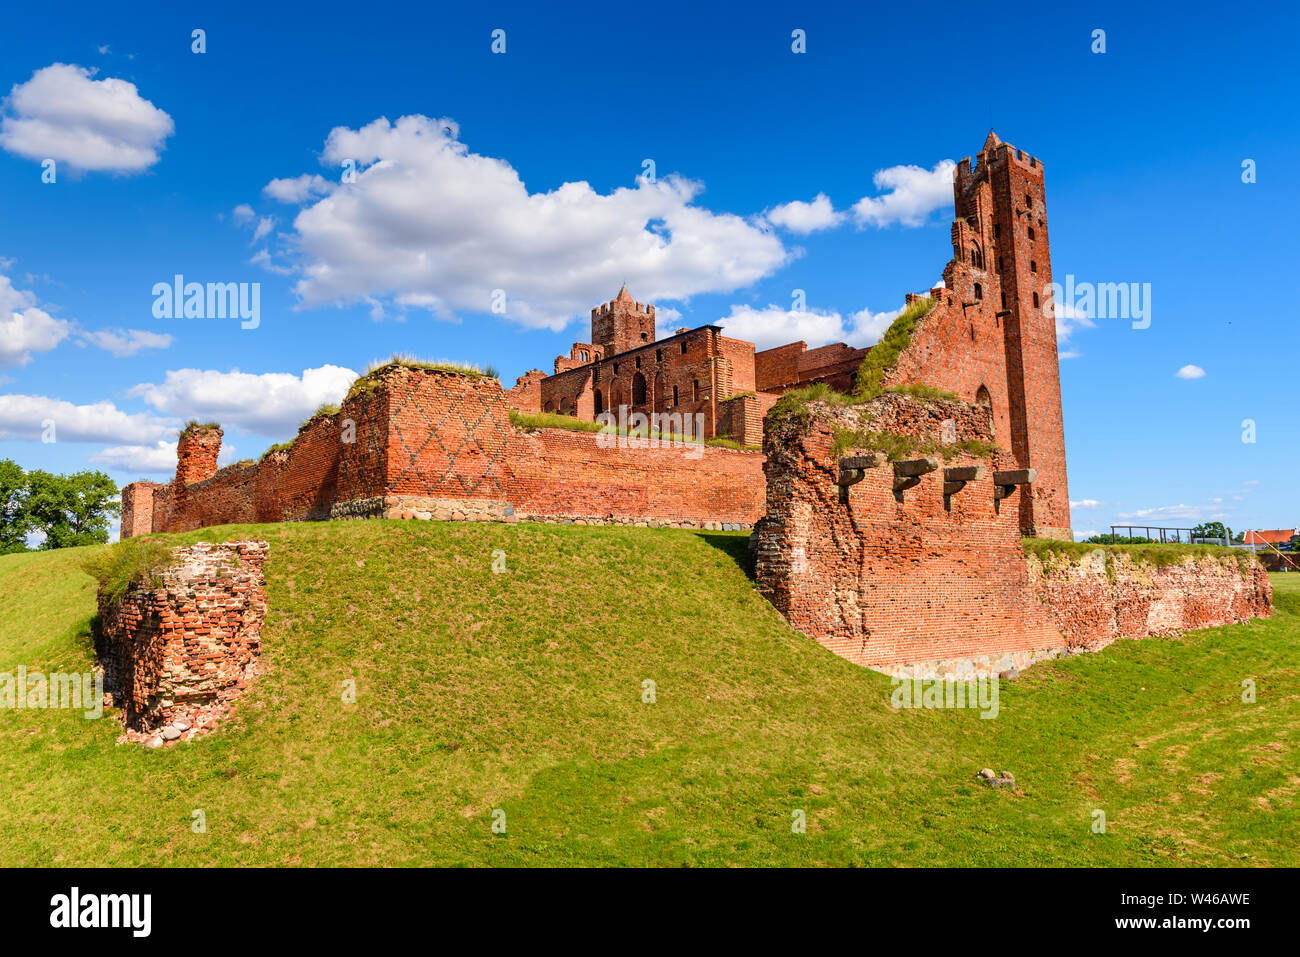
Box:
591 284 656 356
953 132 1071 539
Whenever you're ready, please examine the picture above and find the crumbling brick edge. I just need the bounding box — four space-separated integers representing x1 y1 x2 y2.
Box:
93 540 269 748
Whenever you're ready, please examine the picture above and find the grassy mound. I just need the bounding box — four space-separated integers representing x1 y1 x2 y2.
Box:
0 521 1295 866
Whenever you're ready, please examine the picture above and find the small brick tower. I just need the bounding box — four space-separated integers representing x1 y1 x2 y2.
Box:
175 424 222 486
953 131 1071 539
591 284 656 356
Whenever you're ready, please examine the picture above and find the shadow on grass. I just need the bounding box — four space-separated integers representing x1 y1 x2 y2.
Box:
694 530 755 580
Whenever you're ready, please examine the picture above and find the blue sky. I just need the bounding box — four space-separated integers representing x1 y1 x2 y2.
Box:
1 0 1296 541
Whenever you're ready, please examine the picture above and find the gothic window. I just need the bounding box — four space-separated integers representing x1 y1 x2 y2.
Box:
974 282 983 300
1030 260 1037 273
680 341 687 354
975 385 991 406
632 372 648 405
656 349 663 362
593 390 604 415
1032 292 1040 309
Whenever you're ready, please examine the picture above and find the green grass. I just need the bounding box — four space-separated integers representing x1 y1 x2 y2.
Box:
77 538 177 602
345 354 499 401
853 296 937 399
0 521 1295 866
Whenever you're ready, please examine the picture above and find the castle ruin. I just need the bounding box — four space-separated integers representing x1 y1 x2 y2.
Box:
120 134 1272 675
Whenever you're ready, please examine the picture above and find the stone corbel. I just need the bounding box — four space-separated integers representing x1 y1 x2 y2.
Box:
836 453 886 504
943 465 986 510
993 468 1037 513
891 456 939 503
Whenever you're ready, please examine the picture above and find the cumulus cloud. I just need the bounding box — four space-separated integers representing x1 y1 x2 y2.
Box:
77 327 173 357
765 193 844 234
0 63 173 173
270 115 789 330
127 364 358 436
714 303 901 352
1175 364 1205 379
3 271 174 362
263 173 332 203
92 439 237 475
1070 499 1102 509
0 274 72 365
0 394 174 443
851 160 956 228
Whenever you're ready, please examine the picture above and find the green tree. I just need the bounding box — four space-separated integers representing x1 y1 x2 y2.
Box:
1191 522 1232 544
24 469 120 549
0 459 31 554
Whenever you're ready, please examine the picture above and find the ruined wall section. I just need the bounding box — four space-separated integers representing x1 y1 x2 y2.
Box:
94 541 269 744
754 392 1065 676
124 367 767 535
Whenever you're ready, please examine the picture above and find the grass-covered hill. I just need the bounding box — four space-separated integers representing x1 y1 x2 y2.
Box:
1 520 1296 866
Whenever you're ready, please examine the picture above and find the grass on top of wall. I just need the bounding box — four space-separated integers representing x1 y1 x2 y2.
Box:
1023 536 1261 574
0 519 1295 867
345 354 501 401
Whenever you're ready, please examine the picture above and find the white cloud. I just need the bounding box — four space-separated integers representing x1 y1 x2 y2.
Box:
715 303 901 352
1117 504 1221 522
0 394 175 443
232 203 255 223
127 364 358 436
1175 364 1205 380
851 160 956 228
273 115 789 330
0 63 173 173
0 274 72 365
1070 499 1102 509
263 173 332 203
765 193 844 234
92 439 237 475
78 327 173 357
1058 350 1081 360
252 215 275 242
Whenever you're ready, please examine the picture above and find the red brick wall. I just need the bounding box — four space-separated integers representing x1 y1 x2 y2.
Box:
120 482 160 539
1029 551 1272 652
755 341 868 393
755 392 1063 673
175 427 222 485
123 366 767 535
94 541 268 743
755 392 1270 675
505 427 764 526
504 369 546 414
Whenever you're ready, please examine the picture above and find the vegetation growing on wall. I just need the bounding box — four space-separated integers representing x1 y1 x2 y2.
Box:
78 537 177 602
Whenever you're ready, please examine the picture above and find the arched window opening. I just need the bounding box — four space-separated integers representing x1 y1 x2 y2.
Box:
632 372 648 406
